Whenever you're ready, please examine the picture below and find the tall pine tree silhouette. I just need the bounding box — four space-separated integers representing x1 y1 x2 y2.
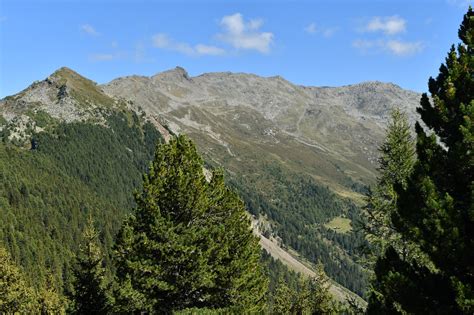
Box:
113 135 267 313
368 8 474 314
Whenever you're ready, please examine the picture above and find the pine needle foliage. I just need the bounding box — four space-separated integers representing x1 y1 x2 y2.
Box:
363 109 416 259
272 262 336 314
368 8 474 314
113 135 268 313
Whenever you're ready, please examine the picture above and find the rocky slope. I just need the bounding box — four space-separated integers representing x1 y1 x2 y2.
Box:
103 66 420 197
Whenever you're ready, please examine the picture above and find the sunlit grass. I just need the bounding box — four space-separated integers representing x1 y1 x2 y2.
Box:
325 217 352 233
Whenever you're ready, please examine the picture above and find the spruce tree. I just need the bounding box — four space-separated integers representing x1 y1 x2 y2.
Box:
0 246 37 313
113 135 268 313
69 217 110 314
368 8 474 314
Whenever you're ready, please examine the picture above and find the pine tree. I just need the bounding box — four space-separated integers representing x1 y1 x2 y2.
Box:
363 109 429 310
309 262 335 315
363 109 416 261
272 278 296 314
272 263 335 315
113 135 268 313
37 274 66 314
0 246 37 313
293 277 312 315
69 217 110 314
368 8 474 314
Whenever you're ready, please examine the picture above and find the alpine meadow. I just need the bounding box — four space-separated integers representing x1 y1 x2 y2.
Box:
0 2 473 314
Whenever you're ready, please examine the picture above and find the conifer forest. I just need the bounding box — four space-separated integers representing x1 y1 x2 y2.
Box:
0 3 473 314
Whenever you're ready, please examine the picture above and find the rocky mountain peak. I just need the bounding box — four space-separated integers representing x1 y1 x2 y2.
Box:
0 67 116 123
151 66 191 83
347 81 413 94
50 66 80 79
47 67 101 95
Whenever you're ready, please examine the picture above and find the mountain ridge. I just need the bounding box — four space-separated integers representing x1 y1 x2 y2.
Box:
101 66 420 189
0 66 422 195
2 66 420 122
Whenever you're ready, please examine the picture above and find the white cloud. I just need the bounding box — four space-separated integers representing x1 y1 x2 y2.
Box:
81 24 99 36
90 54 114 61
152 33 170 49
353 39 382 52
152 33 224 56
356 15 422 56
152 33 193 55
353 39 423 56
304 23 317 34
363 16 406 35
150 13 272 56
248 18 264 30
88 42 154 63
152 33 194 55
385 40 423 56
218 13 273 53
133 42 155 63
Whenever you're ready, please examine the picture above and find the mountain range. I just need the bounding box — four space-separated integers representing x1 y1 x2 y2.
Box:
0 66 421 299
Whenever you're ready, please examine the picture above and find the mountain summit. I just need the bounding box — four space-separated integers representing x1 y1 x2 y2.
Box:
1 67 116 123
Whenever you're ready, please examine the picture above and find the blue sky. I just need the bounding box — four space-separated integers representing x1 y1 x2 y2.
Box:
0 0 472 97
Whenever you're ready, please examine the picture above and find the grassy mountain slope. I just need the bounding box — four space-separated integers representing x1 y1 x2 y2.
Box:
104 68 420 196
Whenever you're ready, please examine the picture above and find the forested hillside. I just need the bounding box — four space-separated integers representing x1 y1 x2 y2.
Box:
0 110 162 292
